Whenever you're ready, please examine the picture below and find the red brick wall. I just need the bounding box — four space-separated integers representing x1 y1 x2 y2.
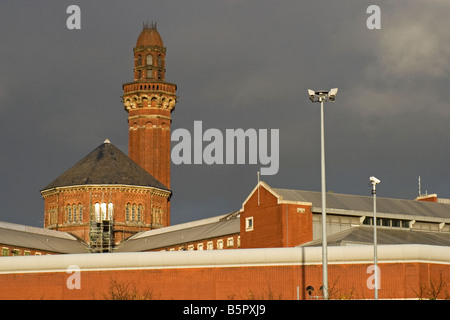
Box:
0 261 448 300
240 185 313 248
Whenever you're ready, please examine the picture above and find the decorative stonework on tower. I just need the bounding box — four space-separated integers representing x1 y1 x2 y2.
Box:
122 23 177 190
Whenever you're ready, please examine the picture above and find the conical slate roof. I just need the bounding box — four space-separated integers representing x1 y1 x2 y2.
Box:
42 140 169 191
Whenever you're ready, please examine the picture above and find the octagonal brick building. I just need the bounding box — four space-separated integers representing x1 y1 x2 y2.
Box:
41 140 171 251
41 24 176 252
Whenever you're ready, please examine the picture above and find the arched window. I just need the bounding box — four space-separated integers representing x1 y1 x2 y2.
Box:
137 204 143 222
94 203 100 222
126 203 130 221
132 204 136 221
67 204 72 222
101 202 107 220
157 55 162 67
78 204 83 222
108 202 114 220
72 204 77 222
146 54 153 65
137 55 142 66
147 69 152 79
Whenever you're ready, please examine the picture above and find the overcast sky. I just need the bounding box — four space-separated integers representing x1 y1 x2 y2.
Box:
1 1 450 227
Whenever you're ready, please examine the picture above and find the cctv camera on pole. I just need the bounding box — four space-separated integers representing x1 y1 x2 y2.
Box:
370 176 381 300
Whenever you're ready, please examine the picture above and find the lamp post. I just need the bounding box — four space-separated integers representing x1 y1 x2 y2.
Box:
308 88 338 300
370 176 381 300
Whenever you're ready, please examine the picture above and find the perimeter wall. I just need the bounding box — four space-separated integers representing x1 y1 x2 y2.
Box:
0 245 448 300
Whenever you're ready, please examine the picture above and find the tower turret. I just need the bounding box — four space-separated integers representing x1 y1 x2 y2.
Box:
122 23 177 190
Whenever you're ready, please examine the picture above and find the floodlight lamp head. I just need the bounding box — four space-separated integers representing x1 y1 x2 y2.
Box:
328 88 338 101
370 176 381 185
308 89 315 102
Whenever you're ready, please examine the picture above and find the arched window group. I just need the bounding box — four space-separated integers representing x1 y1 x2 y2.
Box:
136 53 163 80
93 202 113 222
66 203 83 223
126 203 144 223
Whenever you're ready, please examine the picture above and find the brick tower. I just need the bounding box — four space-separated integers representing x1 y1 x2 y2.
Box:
122 23 177 190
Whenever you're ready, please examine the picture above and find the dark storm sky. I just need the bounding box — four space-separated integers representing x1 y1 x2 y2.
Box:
1 1 450 227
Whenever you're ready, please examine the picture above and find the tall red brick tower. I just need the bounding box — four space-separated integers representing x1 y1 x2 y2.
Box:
122 23 177 190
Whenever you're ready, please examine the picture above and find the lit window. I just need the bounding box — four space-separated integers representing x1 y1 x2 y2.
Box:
207 241 213 250
217 239 223 250
146 54 153 65
108 203 114 220
227 238 234 248
94 203 100 222
246 217 254 231
12 249 20 256
101 203 107 220
188 245 194 251
197 243 204 250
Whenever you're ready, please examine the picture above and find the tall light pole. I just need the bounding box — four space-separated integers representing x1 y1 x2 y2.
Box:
370 176 381 300
308 88 338 300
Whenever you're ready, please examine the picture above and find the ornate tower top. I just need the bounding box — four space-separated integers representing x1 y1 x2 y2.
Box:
122 25 177 190
136 22 164 47
132 22 168 82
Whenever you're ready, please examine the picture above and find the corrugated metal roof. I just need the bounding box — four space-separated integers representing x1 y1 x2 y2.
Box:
273 188 450 220
0 221 88 254
116 215 240 252
301 227 450 247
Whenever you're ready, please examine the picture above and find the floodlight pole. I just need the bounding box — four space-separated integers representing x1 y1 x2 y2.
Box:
308 89 337 300
319 96 329 300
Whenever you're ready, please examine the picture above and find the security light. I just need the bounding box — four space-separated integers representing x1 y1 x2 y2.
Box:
370 176 381 185
308 89 315 101
328 88 338 101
